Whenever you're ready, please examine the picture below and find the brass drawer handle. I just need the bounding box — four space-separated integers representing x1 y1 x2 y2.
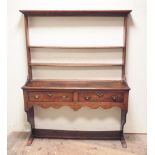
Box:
112 95 119 101
84 96 91 100
62 95 68 99
96 92 104 97
47 93 53 97
34 95 40 99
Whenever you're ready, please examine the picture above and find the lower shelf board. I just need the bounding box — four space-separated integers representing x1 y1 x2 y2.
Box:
32 129 122 140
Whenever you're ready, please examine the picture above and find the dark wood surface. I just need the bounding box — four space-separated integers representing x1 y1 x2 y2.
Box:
23 86 129 111
26 107 35 146
78 91 124 102
28 101 127 111
20 10 132 17
23 80 130 90
28 91 74 102
32 129 122 140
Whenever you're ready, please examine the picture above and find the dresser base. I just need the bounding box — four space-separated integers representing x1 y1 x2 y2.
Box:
27 129 127 148
23 80 129 148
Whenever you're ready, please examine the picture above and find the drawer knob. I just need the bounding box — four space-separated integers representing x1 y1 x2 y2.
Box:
47 93 53 97
34 95 40 99
96 92 104 97
84 96 91 100
62 95 68 99
112 95 119 101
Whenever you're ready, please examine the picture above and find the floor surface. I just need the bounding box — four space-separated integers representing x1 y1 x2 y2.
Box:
7 132 146 155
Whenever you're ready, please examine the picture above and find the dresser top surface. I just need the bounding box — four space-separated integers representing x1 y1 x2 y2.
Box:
22 80 130 90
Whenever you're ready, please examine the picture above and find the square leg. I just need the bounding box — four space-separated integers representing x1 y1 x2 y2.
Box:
27 134 34 146
120 133 127 148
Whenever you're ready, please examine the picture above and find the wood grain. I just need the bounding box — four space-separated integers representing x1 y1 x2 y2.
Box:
28 101 127 111
32 129 122 140
22 80 130 90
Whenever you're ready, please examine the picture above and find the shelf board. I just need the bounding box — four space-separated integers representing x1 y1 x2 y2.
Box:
20 10 132 17
29 45 124 49
30 63 123 67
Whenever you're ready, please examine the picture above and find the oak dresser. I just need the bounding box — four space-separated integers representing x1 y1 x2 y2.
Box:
20 10 131 148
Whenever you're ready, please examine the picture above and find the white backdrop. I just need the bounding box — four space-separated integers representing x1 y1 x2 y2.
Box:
7 0 146 133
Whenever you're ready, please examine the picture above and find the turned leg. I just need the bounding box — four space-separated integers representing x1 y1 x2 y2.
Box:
120 109 127 148
26 106 35 146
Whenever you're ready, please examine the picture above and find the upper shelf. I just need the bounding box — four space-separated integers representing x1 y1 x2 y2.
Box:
30 62 123 67
29 45 124 49
20 10 132 17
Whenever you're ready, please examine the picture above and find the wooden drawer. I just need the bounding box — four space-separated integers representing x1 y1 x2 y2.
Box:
103 93 124 102
28 92 44 101
44 91 73 102
28 91 73 102
78 91 105 102
78 91 124 102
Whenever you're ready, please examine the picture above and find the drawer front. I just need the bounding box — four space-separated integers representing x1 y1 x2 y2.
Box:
44 91 73 102
103 93 124 102
28 91 73 102
78 91 124 102
28 92 44 101
78 91 105 102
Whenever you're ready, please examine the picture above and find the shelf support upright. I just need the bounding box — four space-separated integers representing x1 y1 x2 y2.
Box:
122 16 128 81
24 15 35 145
24 15 32 80
120 16 128 148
